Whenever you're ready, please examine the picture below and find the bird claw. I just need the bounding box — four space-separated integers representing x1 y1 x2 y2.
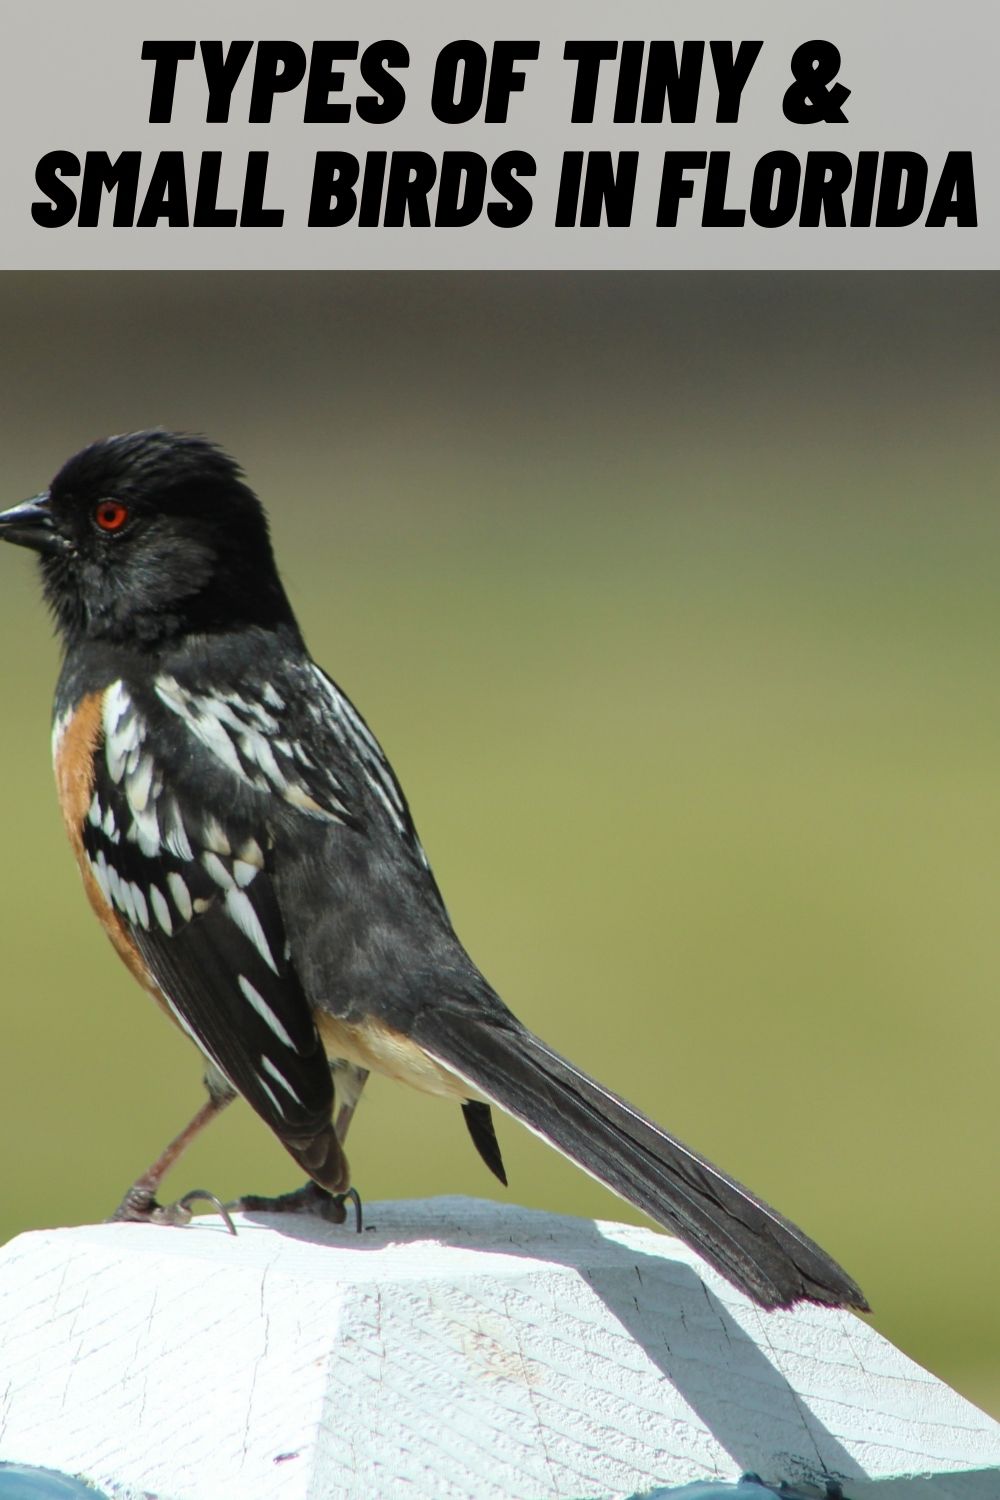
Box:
339 1186 363 1233
176 1188 237 1235
231 1180 364 1233
107 1184 237 1235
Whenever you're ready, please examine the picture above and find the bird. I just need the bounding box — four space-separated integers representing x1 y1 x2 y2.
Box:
0 429 867 1312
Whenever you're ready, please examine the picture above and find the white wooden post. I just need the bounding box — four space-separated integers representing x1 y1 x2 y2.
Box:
0 1197 997 1500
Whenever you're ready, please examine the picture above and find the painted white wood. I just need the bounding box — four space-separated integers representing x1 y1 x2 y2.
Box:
0 1197 996 1500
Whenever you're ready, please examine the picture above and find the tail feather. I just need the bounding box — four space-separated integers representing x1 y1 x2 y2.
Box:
462 1100 508 1185
414 1005 867 1312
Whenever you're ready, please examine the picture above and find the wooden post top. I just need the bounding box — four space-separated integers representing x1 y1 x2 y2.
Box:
0 1197 997 1499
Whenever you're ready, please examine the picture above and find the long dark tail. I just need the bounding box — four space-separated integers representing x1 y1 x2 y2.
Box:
413 1003 868 1312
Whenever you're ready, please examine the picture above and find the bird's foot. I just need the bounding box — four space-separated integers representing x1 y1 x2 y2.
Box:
108 1184 236 1235
232 1180 364 1232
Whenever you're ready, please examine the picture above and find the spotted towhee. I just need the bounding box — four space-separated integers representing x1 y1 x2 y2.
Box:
0 430 866 1311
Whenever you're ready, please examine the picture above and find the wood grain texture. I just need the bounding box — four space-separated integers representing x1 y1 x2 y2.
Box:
0 1198 997 1500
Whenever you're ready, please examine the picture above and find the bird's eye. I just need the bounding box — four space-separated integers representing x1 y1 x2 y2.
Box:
93 500 130 533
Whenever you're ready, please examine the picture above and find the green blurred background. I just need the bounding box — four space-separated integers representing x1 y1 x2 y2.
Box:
1 273 998 1413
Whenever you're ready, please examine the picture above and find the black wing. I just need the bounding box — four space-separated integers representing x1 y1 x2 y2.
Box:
113 661 504 1188
83 678 345 1187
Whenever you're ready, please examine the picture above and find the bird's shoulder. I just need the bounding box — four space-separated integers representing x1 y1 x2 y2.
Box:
53 631 422 853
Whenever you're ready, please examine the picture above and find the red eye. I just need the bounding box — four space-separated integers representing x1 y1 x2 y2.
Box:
94 500 129 532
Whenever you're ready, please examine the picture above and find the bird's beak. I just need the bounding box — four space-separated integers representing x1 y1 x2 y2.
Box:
0 493 66 555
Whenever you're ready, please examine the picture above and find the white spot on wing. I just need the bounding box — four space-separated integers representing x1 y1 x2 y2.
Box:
130 805 160 859
367 776 404 826
260 1053 304 1105
90 851 112 906
128 753 155 813
156 677 241 777
189 706 244 777
226 693 278 734
155 676 287 786
202 816 231 856
246 732 286 789
255 1075 286 1119
284 784 322 812
239 976 296 1048
202 851 234 891
103 684 143 784
163 799 193 862
166 871 193 922
131 883 150 931
149 885 173 934
226 889 277 972
309 664 407 832
239 838 265 868
116 870 136 924
104 680 131 732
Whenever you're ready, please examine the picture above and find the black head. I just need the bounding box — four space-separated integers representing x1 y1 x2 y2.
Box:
0 431 301 649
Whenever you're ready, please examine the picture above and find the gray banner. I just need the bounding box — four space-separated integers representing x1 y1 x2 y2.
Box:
1 1 994 268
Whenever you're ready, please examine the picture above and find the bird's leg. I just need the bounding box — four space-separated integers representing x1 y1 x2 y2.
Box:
108 1091 236 1232
334 1064 369 1144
